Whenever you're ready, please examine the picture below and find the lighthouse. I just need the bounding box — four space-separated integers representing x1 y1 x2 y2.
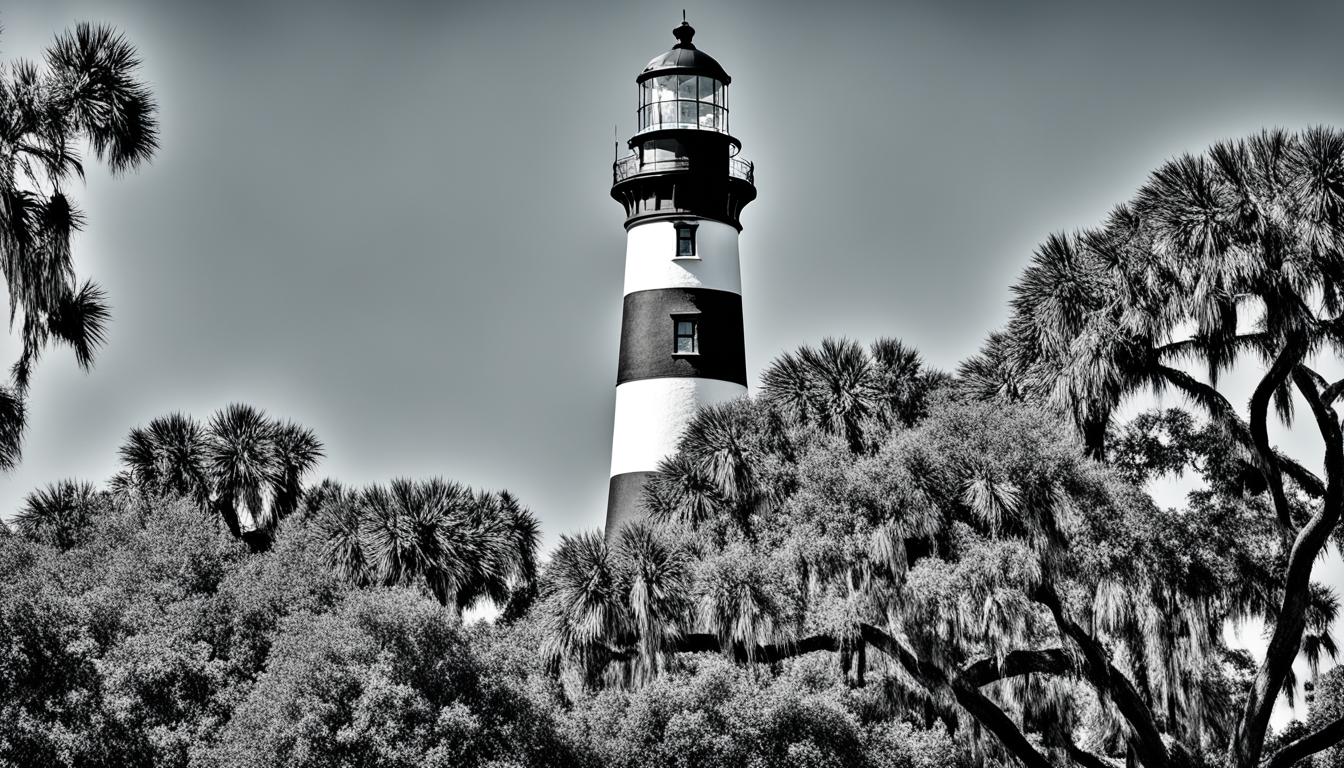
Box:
605 20 757 535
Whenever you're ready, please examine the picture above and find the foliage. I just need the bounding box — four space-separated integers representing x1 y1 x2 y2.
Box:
0 23 159 469
567 653 972 768
1310 668 1344 768
954 126 1344 768
0 493 575 768
761 337 944 452
118 405 323 546
309 478 539 615
0 490 961 768
545 326 1343 768
198 590 582 768
11 478 103 549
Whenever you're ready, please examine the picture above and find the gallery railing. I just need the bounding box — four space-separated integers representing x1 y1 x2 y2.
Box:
612 154 755 185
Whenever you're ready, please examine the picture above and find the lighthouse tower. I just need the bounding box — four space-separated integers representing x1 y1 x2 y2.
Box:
605 20 757 534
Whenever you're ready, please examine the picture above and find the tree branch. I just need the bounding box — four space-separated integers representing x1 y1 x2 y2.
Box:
1156 365 1325 498
1067 740 1118 768
622 626 1089 768
1034 583 1170 768
1247 338 1308 531
1321 377 1344 406
1234 367 1344 768
959 648 1075 687
1262 714 1344 768
858 624 1058 768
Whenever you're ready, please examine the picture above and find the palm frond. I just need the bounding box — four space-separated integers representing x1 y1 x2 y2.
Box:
46 279 108 371
12 478 100 549
0 387 26 470
45 23 160 174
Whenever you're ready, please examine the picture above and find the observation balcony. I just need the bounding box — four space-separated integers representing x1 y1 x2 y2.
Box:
613 153 754 186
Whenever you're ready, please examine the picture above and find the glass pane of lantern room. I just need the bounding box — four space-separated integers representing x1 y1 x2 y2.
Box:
680 101 697 127
656 76 676 103
699 102 715 129
678 74 696 100
660 102 676 126
698 76 715 103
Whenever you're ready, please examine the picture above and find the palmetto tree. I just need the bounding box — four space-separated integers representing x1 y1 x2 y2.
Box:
649 338 938 534
11 478 100 550
0 23 158 469
313 478 539 616
118 412 210 507
760 337 936 453
540 523 694 688
118 404 323 546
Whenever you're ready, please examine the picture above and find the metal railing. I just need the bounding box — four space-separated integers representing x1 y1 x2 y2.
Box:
612 153 754 185
730 157 754 184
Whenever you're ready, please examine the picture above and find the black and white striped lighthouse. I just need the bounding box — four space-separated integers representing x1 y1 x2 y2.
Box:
605 20 757 535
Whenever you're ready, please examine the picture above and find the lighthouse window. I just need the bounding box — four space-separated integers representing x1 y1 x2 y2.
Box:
699 102 717 130
698 76 715 102
678 74 697 99
674 319 698 354
675 223 697 257
680 101 698 126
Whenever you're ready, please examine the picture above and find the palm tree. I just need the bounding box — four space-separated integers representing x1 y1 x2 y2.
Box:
313 478 539 616
206 403 276 539
262 420 323 527
760 337 936 453
117 404 323 547
0 23 159 469
119 412 210 506
541 523 694 687
454 489 539 613
12 479 101 549
643 400 769 534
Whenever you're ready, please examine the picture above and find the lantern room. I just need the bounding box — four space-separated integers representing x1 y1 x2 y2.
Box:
635 21 731 135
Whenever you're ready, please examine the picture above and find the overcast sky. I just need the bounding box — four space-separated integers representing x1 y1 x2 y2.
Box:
2 0 1342 715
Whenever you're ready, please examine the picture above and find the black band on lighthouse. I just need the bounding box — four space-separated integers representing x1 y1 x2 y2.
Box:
605 470 656 534
617 287 747 386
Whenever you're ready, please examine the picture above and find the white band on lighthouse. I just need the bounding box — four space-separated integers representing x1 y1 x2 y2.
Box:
622 220 741 296
609 376 747 477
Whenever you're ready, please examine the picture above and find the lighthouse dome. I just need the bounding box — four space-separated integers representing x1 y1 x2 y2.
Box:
637 21 731 84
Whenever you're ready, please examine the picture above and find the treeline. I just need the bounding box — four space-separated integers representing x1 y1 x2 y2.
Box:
0 493 968 767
